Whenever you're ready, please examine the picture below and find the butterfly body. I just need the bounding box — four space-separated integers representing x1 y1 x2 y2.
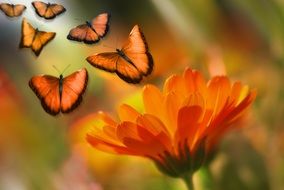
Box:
85 21 99 35
58 75 63 98
29 68 88 116
116 49 135 67
87 25 153 84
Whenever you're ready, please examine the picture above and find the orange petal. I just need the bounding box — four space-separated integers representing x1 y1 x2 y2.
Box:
125 127 170 157
143 85 164 119
207 76 231 116
70 111 116 143
182 92 205 108
136 114 171 148
225 89 257 123
182 68 195 93
86 134 136 155
184 68 207 95
116 121 142 141
88 124 122 146
163 74 187 97
118 104 140 122
206 89 256 142
163 92 182 136
176 105 203 149
229 81 242 104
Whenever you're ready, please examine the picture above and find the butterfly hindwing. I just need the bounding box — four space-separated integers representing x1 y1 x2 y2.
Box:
29 75 61 115
67 13 110 44
115 56 142 83
61 68 88 113
19 18 56 56
32 1 66 19
0 3 26 17
31 31 56 56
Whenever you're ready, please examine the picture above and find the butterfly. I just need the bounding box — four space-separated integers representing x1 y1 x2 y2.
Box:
0 3 26 17
67 13 110 44
19 18 56 56
29 68 88 116
32 1 66 19
86 25 153 84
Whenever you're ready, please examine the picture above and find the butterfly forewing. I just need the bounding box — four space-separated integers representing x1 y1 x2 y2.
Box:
13 5 26 17
87 52 119 72
32 1 47 17
0 3 26 17
32 1 66 19
0 4 13 17
20 18 36 48
49 4 66 16
122 25 153 76
61 68 88 113
29 75 61 115
91 13 110 37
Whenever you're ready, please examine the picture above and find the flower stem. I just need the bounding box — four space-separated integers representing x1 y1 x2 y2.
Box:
181 173 194 190
199 166 213 190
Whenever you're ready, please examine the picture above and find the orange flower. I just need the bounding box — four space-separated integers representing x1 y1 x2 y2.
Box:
85 68 256 178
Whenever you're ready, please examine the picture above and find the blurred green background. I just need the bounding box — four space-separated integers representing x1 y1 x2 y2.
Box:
0 0 283 189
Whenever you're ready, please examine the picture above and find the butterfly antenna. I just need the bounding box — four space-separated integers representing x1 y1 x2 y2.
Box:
74 18 84 22
52 65 61 75
115 35 119 49
61 64 71 75
102 43 115 49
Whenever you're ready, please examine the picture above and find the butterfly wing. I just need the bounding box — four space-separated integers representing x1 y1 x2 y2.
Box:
48 3 66 18
86 52 119 72
13 4 26 17
32 1 65 19
31 31 56 56
19 18 36 48
19 18 56 56
0 3 13 17
67 24 99 44
29 75 61 115
0 3 25 17
60 68 88 113
121 25 153 76
91 13 110 37
115 56 142 83
32 1 47 18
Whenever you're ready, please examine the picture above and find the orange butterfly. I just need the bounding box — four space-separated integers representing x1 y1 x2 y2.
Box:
19 18 56 56
0 3 26 17
67 13 110 44
32 1 66 19
86 25 153 84
29 68 88 116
